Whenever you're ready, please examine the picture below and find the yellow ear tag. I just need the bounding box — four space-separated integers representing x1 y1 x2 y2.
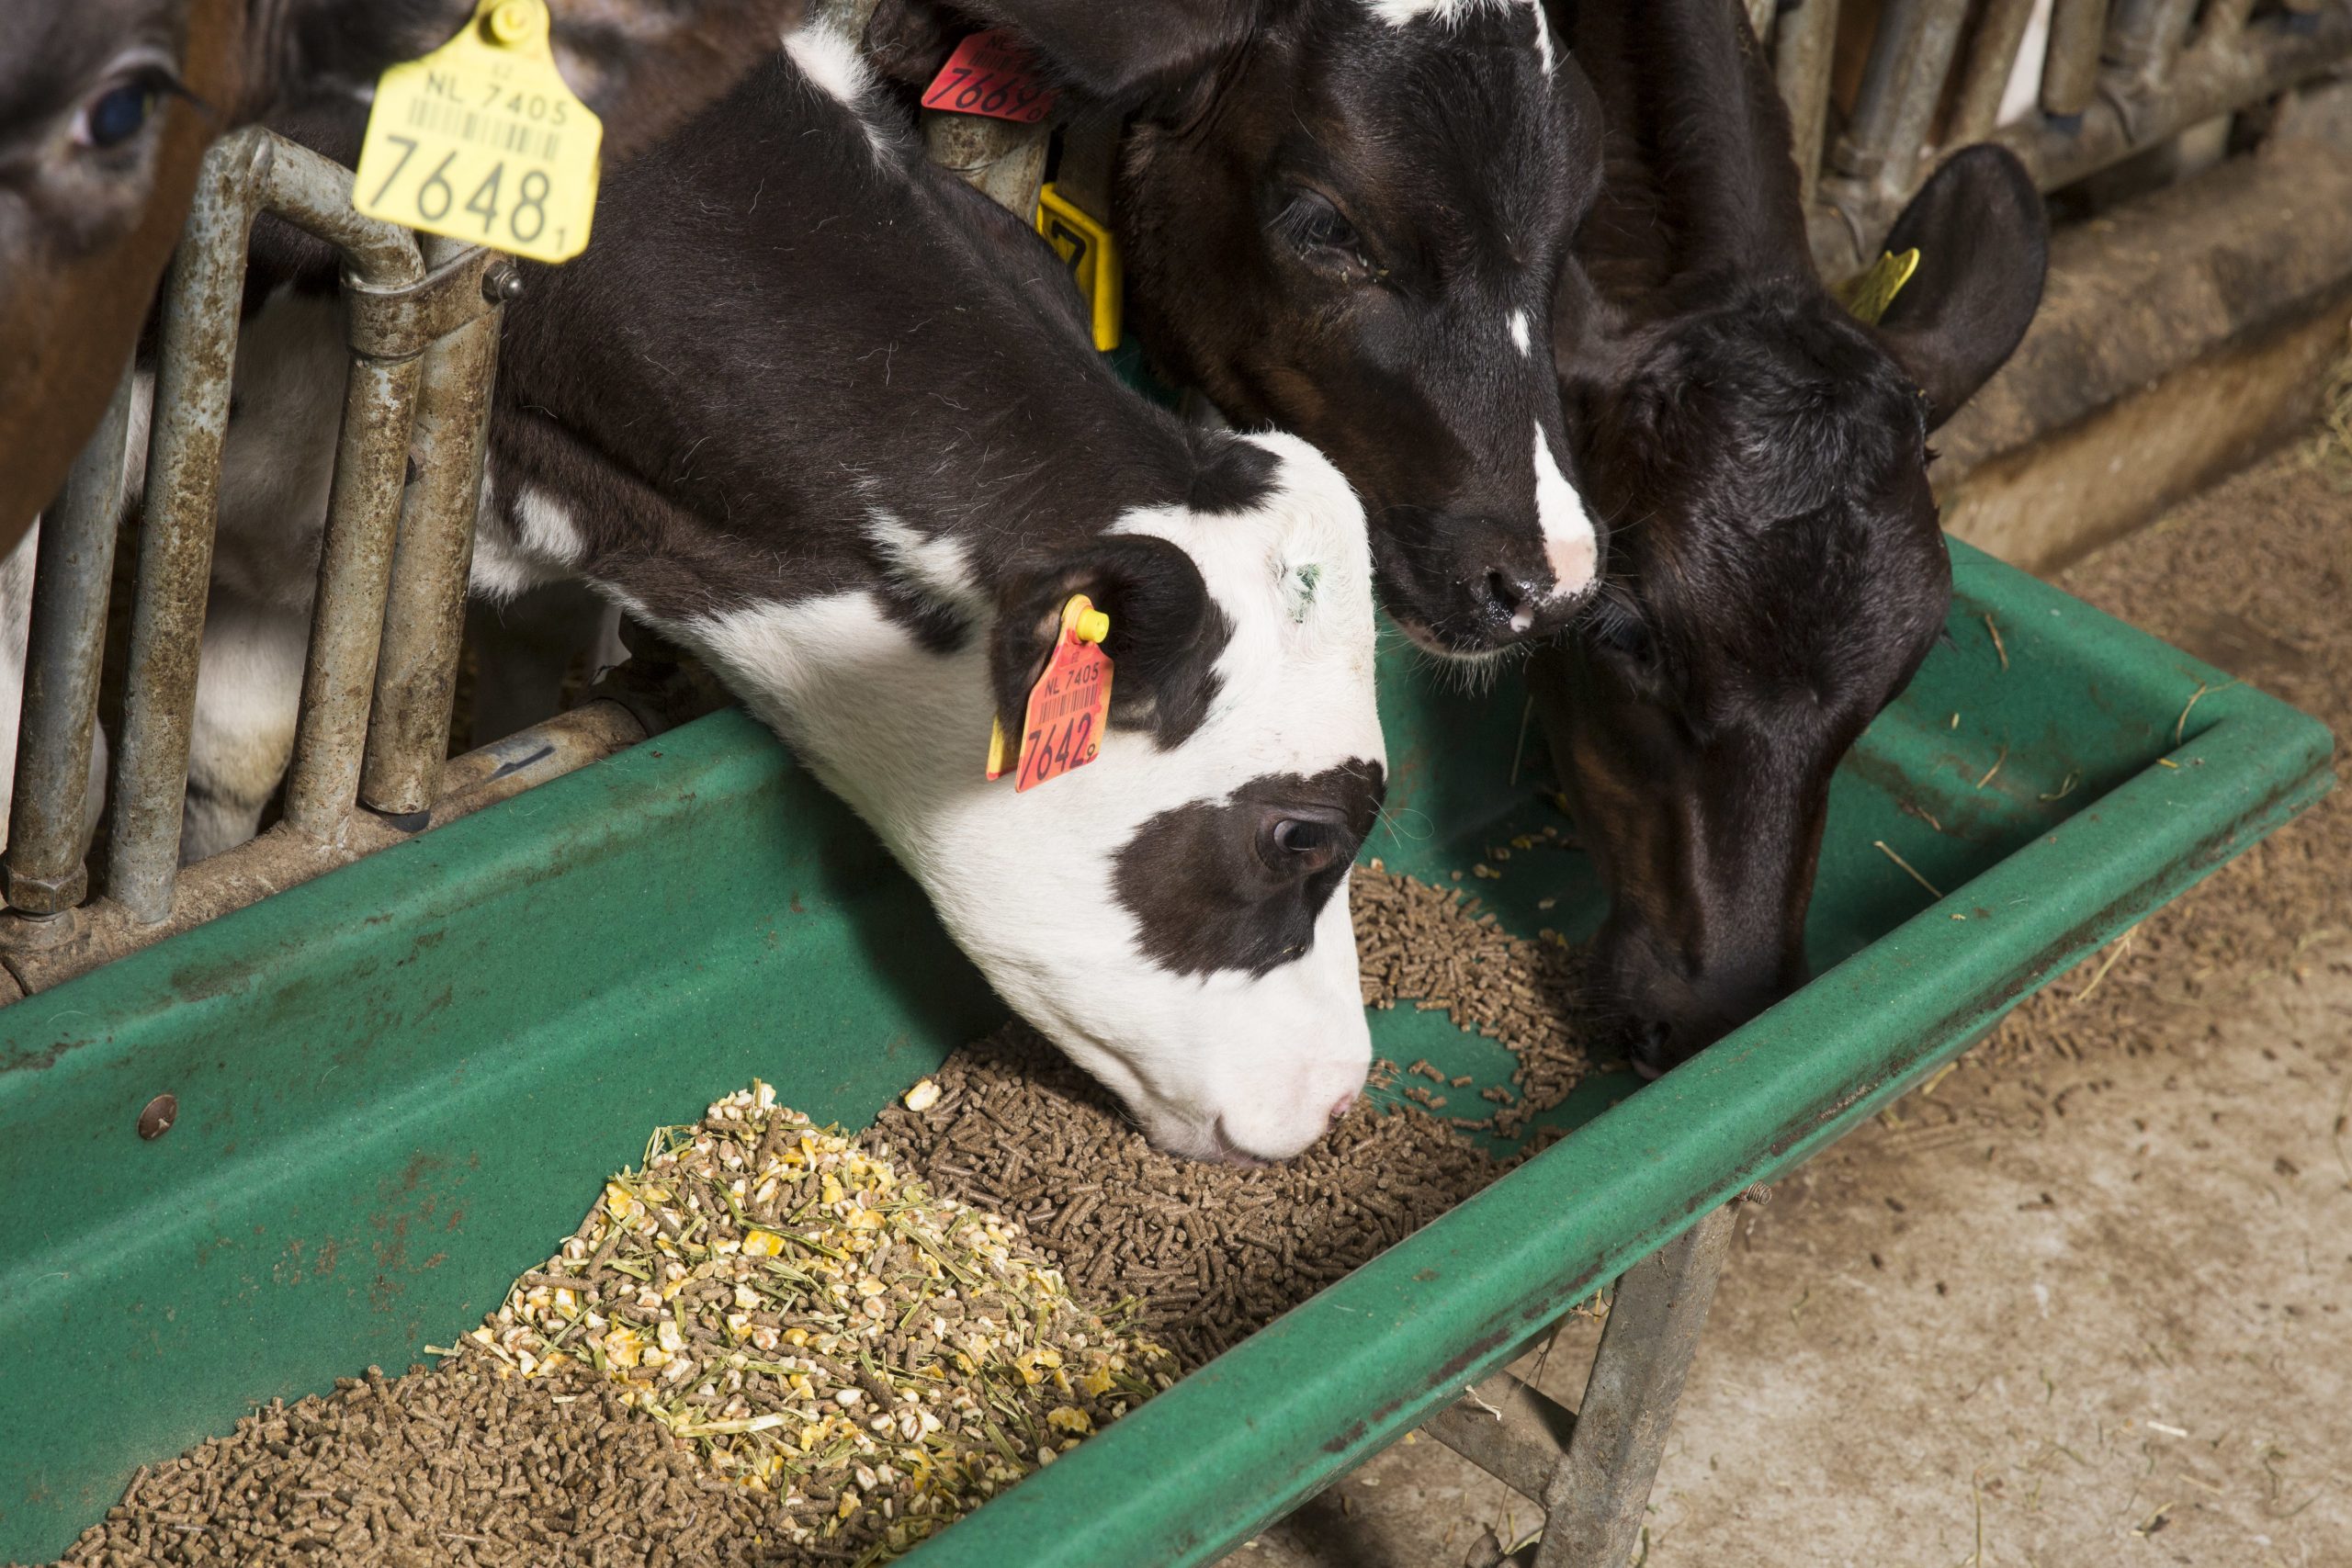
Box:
1837 247 1921 327
1035 185 1123 352
987 596 1114 788
353 0 603 264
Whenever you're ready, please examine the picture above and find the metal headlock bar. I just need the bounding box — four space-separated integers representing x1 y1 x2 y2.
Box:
0 128 650 1000
1798 0 2352 276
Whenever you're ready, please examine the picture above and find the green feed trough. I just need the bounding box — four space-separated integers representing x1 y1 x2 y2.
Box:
0 537 2332 1564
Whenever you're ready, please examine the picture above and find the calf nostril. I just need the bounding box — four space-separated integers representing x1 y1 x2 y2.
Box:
1329 1090 1359 1122
1482 570 1536 634
1629 1021 1673 1082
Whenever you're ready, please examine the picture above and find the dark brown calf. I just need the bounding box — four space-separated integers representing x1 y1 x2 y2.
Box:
0 0 807 553
1542 0 2049 1076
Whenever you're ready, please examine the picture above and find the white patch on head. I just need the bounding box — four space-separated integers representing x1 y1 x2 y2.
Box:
679 434 1384 1163
867 512 984 614
1531 0 1556 74
1532 420 1598 600
784 21 874 108
1510 309 1532 356
783 17 901 161
1366 0 1511 25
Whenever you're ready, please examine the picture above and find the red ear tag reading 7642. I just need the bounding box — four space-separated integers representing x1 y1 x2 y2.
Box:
988 595 1114 792
922 29 1057 124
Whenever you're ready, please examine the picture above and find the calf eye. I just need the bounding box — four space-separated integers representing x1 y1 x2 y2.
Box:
1591 610 1655 665
1274 189 1382 282
74 63 178 152
1259 812 1351 877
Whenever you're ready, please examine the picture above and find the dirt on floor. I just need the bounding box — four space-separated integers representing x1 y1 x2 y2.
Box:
1228 439 2352 1566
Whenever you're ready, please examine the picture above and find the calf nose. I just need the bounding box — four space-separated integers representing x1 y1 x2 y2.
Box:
1329 1089 1359 1123
1478 567 1580 638
1544 528 1599 601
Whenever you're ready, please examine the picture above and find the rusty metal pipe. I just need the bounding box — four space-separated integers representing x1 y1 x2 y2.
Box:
2107 0 2203 79
1777 0 1844 206
276 152 444 836
4 356 134 919
4 700 648 996
922 111 1049 217
107 130 424 918
2042 0 2112 117
107 131 273 923
1949 0 2041 145
1999 7 2352 192
1833 0 1972 197
358 240 506 823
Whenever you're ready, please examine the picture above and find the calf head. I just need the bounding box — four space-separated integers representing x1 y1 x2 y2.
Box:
0 0 805 556
680 433 1385 1163
866 0 1606 656
1546 0 2047 1076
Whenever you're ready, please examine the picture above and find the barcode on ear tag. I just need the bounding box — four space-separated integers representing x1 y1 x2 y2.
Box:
922 29 1057 124
1014 597 1114 792
353 0 603 264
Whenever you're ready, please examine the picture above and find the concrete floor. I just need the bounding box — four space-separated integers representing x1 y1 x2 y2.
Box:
1224 440 2352 1568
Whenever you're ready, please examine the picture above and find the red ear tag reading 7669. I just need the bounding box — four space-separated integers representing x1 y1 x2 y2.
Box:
987 595 1114 791
922 29 1057 124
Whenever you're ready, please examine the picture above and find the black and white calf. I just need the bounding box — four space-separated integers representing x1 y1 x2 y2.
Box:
865 0 1607 656
168 21 1384 1160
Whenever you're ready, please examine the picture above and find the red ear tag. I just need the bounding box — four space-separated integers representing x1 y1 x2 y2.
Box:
991 595 1113 792
921 29 1057 124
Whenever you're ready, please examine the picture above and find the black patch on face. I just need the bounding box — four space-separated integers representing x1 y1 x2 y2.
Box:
1113 761 1385 977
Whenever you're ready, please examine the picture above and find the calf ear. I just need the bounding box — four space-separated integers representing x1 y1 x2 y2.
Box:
1870 145 2050 431
990 536 1232 751
865 0 1262 109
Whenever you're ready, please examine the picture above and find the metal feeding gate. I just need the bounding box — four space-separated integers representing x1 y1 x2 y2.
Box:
0 128 643 1002
0 10 2346 1568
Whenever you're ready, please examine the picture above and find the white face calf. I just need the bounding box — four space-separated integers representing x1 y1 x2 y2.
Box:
675 432 1385 1163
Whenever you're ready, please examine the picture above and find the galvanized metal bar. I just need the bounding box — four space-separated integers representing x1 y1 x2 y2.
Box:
107 130 425 917
1532 1205 1736 1568
2107 0 2202 78
274 152 437 839
1948 0 2041 144
356 240 507 823
3 356 134 919
106 130 274 923
2195 0 2259 51
5 700 649 997
2041 0 2112 117
1832 0 1972 197
1998 6 2352 191
1424 1363 1579 1504
923 111 1050 218
1776 0 1844 206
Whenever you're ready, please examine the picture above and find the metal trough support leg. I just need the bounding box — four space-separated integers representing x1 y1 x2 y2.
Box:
1424 1201 1741 1568
1534 1204 1736 1568
2 356 135 925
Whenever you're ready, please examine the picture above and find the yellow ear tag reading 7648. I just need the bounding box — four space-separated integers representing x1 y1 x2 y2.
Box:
987 595 1114 791
353 0 603 263
1836 246 1921 327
